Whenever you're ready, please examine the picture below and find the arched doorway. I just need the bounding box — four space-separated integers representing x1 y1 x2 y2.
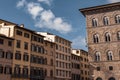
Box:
96 77 102 80
109 77 115 80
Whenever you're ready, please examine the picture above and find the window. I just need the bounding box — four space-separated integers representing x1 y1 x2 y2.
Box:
109 77 115 80
14 66 21 74
95 52 101 61
24 42 28 50
6 52 13 59
107 51 113 61
4 66 12 74
93 34 99 43
24 33 29 38
117 31 120 40
105 32 111 42
96 77 102 80
103 16 109 25
15 52 21 60
8 41 12 46
23 67 28 75
56 44 58 50
44 58 47 64
43 69 46 76
50 70 53 77
115 15 120 24
0 65 3 73
109 66 113 70
50 59 53 66
92 18 98 27
0 38 4 44
23 53 29 61
16 40 21 48
0 50 4 58
16 30 22 36
97 67 100 71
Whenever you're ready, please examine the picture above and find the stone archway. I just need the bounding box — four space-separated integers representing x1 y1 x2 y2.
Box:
108 77 115 80
96 77 102 80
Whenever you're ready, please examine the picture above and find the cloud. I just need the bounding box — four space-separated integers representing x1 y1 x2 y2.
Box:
27 2 43 19
37 0 53 6
16 0 26 8
35 10 72 34
72 36 87 49
16 0 72 34
107 0 120 3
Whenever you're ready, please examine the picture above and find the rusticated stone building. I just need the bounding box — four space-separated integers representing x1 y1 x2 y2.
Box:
80 2 120 80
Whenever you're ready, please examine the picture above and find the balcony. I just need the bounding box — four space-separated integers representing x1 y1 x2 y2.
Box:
11 74 29 78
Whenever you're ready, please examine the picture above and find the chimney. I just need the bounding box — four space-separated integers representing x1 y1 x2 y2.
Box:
20 24 24 28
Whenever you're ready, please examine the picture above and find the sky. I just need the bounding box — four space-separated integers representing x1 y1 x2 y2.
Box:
0 0 120 50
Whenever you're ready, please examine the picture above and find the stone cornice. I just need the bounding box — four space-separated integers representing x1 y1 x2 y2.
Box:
79 2 120 16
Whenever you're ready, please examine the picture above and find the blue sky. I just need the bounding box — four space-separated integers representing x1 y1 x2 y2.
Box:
0 0 120 50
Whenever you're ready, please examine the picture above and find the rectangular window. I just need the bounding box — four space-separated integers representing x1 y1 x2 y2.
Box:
0 51 4 58
16 30 22 36
6 52 13 59
24 42 28 50
15 52 21 60
16 40 21 48
24 33 29 38
56 44 58 50
0 38 4 44
109 66 113 70
8 41 12 46
97 67 100 71
14 66 21 74
4 66 12 74
23 67 28 75
23 53 29 61
0 65 3 73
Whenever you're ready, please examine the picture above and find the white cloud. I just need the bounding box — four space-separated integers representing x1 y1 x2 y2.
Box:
35 10 72 34
72 36 86 49
38 0 53 6
16 0 72 34
27 2 43 19
16 0 26 8
107 0 120 3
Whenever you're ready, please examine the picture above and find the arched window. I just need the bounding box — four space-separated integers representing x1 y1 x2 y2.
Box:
115 15 120 24
103 16 109 25
93 34 99 43
95 52 101 61
108 77 115 80
105 32 111 42
107 51 113 61
92 18 98 27
96 77 102 80
117 31 120 40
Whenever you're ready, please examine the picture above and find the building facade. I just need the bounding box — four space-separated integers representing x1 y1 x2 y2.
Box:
72 49 89 80
0 19 55 80
43 40 55 80
38 32 72 80
80 2 120 80
71 49 81 80
0 35 14 80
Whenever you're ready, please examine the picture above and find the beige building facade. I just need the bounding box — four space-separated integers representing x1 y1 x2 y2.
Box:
72 49 89 80
0 19 55 80
43 40 55 80
38 32 72 80
0 35 14 80
80 2 120 80
71 49 81 80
